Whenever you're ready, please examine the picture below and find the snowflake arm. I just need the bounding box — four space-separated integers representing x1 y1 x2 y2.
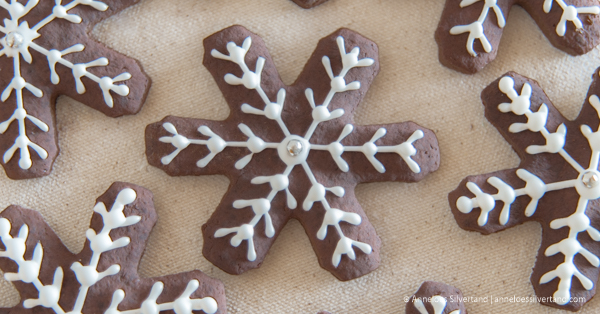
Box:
437 0 600 74
211 37 290 137
303 36 374 139
0 183 225 313
0 0 38 22
213 166 294 261
158 122 278 169
449 0 505 57
31 0 110 32
311 125 424 174
450 71 600 310
544 0 600 36
299 161 370 267
106 280 219 314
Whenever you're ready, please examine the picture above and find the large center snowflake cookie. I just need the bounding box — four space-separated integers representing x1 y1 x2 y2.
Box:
449 69 600 311
0 182 226 314
0 0 150 179
436 0 600 74
145 26 440 281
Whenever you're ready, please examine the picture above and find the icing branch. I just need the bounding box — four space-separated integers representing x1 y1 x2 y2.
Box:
301 162 371 267
414 295 460 314
0 188 218 314
303 36 374 139
214 166 294 261
0 0 38 22
0 57 47 169
544 0 600 36
449 0 505 57
32 0 109 32
30 42 131 108
311 125 424 174
541 199 600 304
106 280 218 314
497 77 578 170
583 95 600 167
456 169 575 226
211 37 290 136
158 122 278 169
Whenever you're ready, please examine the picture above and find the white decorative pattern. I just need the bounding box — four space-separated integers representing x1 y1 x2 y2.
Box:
450 0 600 56
0 0 132 169
159 36 425 267
414 295 460 314
456 76 600 305
0 188 218 314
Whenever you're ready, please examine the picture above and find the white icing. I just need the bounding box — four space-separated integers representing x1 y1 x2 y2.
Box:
159 34 428 267
450 0 504 57
413 295 460 314
0 0 133 170
277 135 310 166
457 75 600 306
0 187 218 314
450 0 600 57
544 0 600 36
498 77 568 155
107 280 218 314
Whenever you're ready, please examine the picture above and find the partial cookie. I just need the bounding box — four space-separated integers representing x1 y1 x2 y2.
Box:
0 0 151 179
290 0 330 9
406 281 466 314
145 25 440 281
0 182 226 313
436 0 600 74
449 69 600 311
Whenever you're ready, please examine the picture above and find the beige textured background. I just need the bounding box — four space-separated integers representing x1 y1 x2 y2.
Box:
1 0 600 313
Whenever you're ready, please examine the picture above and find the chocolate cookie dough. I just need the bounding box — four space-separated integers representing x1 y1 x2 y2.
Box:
0 182 226 313
449 69 600 311
290 0 330 8
436 0 600 74
406 281 466 314
0 0 150 179
145 25 440 281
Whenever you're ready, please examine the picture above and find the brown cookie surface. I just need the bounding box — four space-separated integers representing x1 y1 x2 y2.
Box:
290 0 330 8
406 281 466 314
436 0 600 74
0 182 226 313
449 69 600 311
0 0 151 179
145 25 440 281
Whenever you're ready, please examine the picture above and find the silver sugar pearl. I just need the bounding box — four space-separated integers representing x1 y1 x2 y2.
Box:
287 139 303 157
582 171 600 189
5 32 24 48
